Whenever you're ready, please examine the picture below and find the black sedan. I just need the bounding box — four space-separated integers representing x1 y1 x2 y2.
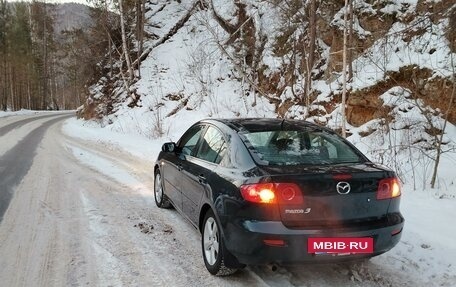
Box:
153 118 404 275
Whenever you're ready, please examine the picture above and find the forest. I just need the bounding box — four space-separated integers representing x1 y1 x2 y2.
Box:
0 0 123 110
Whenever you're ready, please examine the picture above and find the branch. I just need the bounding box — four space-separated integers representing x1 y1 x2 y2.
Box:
197 13 276 103
130 0 200 69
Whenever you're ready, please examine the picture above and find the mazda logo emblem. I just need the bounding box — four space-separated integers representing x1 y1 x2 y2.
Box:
336 181 351 194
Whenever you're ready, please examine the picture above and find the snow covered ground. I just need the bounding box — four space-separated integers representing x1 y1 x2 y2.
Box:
61 116 456 286
0 111 454 286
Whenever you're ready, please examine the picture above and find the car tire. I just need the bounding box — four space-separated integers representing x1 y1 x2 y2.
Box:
154 171 172 209
202 209 239 276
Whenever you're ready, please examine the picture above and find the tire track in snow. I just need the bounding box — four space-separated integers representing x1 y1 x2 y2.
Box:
0 114 72 222
0 113 63 137
0 118 91 286
63 136 271 287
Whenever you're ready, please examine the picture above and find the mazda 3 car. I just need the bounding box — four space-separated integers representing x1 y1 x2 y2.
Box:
153 118 404 275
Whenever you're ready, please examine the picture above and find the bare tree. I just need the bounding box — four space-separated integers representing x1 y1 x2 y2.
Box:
136 0 145 78
347 0 354 81
341 0 350 138
304 0 317 112
119 0 134 82
430 53 455 188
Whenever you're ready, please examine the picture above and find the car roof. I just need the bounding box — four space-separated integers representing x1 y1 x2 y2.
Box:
203 118 325 133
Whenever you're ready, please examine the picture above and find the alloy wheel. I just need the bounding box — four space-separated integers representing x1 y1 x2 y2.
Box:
203 217 219 266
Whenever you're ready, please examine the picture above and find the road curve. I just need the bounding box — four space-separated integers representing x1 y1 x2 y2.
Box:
0 113 72 221
0 113 62 137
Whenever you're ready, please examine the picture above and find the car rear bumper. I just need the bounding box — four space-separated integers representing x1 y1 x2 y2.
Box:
223 217 404 265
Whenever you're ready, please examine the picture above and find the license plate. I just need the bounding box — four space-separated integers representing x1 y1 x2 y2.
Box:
308 237 374 254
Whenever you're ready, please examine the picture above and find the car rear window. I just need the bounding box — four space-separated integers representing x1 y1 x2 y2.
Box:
239 129 364 166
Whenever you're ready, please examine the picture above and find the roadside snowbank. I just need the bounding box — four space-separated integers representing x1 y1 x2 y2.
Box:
63 118 161 160
0 109 56 118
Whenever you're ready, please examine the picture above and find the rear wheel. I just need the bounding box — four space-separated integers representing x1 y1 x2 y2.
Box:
154 171 172 208
202 210 239 276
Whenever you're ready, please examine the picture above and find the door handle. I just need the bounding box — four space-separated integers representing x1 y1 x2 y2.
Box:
198 175 206 184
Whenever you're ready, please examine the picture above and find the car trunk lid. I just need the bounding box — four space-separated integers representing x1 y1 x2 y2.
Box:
261 163 394 229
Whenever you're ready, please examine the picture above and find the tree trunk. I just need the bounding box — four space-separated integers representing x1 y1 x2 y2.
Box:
347 0 354 81
1 51 7 110
430 54 455 188
9 64 13 110
42 3 49 110
27 76 31 109
304 0 317 112
341 0 349 138
119 0 134 83
104 1 113 76
136 0 144 78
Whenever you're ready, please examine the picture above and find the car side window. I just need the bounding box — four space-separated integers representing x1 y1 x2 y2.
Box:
195 126 226 164
215 142 227 165
178 125 204 156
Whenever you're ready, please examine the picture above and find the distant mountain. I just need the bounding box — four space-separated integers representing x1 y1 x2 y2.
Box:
6 1 94 40
54 2 93 36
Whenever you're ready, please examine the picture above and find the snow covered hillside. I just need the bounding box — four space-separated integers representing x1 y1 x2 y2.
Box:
80 0 456 191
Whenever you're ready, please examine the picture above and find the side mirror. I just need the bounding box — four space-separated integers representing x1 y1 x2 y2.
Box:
162 142 176 153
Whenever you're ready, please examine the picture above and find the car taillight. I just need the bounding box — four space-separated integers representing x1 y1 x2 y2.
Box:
240 183 303 204
240 183 276 203
377 177 401 200
276 183 303 204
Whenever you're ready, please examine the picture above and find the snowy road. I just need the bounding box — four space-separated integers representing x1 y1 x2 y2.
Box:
0 114 72 221
0 114 454 287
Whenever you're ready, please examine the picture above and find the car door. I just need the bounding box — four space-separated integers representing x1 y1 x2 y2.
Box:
180 125 228 224
164 124 205 212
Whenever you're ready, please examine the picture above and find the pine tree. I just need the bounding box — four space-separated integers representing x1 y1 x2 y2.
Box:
10 2 35 110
